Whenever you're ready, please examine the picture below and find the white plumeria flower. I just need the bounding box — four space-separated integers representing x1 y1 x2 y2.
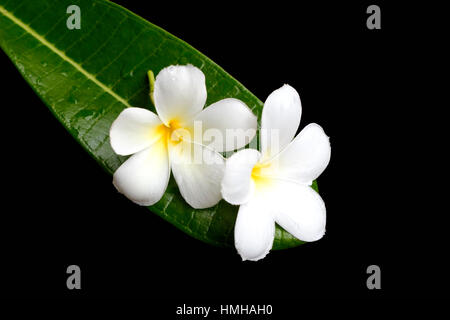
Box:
110 65 257 209
221 85 331 261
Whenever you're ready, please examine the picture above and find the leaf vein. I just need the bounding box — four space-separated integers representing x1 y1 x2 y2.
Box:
80 14 128 67
0 5 132 108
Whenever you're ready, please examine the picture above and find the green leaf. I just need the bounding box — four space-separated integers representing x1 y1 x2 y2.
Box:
0 0 317 249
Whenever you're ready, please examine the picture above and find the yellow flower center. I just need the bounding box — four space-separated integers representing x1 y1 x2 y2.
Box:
154 119 186 145
251 161 273 189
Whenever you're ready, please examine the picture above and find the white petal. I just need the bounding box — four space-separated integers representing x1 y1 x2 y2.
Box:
194 98 257 152
273 123 330 184
260 85 302 159
170 141 225 209
110 107 163 156
154 65 207 125
113 139 170 206
234 195 275 261
221 149 261 205
272 180 326 242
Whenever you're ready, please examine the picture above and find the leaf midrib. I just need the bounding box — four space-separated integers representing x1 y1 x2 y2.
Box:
0 4 132 108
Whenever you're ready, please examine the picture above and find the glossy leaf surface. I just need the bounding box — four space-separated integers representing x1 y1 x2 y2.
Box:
0 0 318 249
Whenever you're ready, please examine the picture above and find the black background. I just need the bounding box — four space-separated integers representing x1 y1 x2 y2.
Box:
0 0 446 305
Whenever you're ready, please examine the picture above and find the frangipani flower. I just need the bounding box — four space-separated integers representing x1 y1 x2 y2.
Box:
221 85 331 261
110 65 257 209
